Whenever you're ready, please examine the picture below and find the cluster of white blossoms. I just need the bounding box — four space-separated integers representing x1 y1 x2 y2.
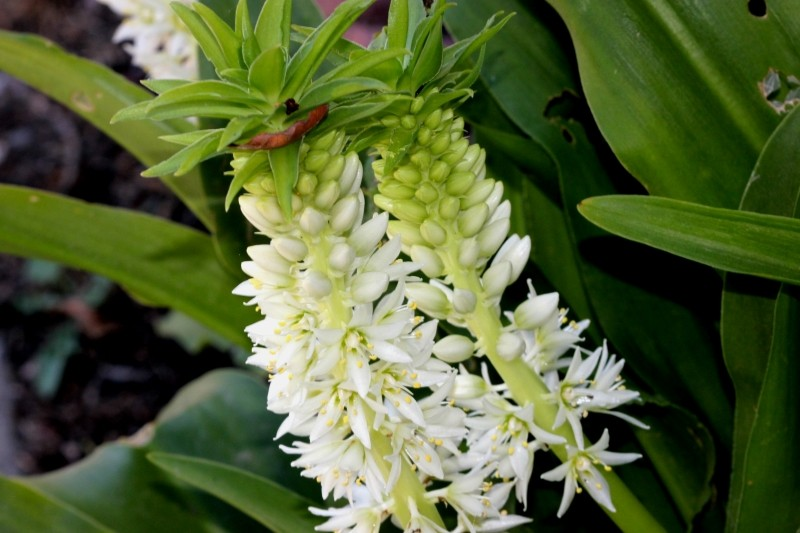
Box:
95 0 197 79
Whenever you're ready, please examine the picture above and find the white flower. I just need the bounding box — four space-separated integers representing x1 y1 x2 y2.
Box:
540 429 641 517
96 0 198 79
544 342 649 444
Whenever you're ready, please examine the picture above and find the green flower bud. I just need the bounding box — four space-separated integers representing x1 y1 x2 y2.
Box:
416 125 431 146
319 154 345 182
381 115 400 128
457 203 489 238
330 194 362 233
514 292 559 330
352 272 390 303
420 219 447 246
314 180 340 211
453 373 490 400
373 193 393 213
410 149 432 169
258 196 285 225
338 153 362 195
458 237 479 268
450 117 465 142
304 149 330 173
296 171 318 196
394 166 422 185
393 198 428 224
438 196 460 220
406 282 452 319
445 170 476 196
311 129 339 151
372 159 386 177
378 179 416 200
452 288 477 314
441 108 454 123
329 242 356 273
429 160 450 183
388 220 426 247
461 178 496 209
400 114 417 130
454 145 482 172
415 182 439 204
432 334 474 363
497 331 525 361
477 218 511 258
272 236 308 262
482 261 512 297
410 96 425 115
299 206 326 236
430 131 451 155
424 108 442 130
410 244 445 278
441 138 469 166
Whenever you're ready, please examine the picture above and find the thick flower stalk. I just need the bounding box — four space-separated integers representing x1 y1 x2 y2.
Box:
369 96 647 518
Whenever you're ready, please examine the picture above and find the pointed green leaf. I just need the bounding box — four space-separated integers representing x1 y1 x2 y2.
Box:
546 0 800 208
148 454 320 533
218 116 266 150
408 7 444 90
578 195 800 285
142 130 224 177
0 185 250 346
269 142 301 218
148 80 264 109
140 79 193 95
225 150 270 210
160 129 221 147
314 48 408 86
255 0 292 51
193 2 243 69
282 0 375 99
248 45 287 102
171 3 232 74
299 77 389 109
0 30 213 228
386 0 425 55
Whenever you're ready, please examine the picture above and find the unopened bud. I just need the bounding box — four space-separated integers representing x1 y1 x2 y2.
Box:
458 237 480 268
424 109 442 129
457 203 489 238
450 117 465 141
452 288 477 314
477 218 511 258
311 129 338 151
387 220 425 246
415 183 439 204
494 235 531 281
410 149 432 169
314 180 340 211
351 272 390 303
497 331 525 361
420 219 447 246
299 206 327 236
445 171 476 196
400 114 417 130
438 196 460 220
429 160 450 182
441 138 469 165
394 166 422 186
329 242 356 273
247 244 291 275
349 213 388 257
410 96 424 115
430 131 451 155
381 115 400 128
330 194 363 233
296 171 318 196
410 245 445 278
339 152 363 195
454 145 482 172
416 125 431 145
514 292 559 330
453 373 489 400
379 180 416 200
272 236 308 262
482 261 512 297
432 335 475 363
461 178 496 209
406 282 452 319
394 198 428 225
302 270 332 298
303 149 330 173
318 154 345 182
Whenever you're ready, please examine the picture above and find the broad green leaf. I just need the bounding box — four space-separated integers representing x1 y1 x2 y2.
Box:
22 370 317 532
721 104 800 530
248 45 287 102
577 195 800 285
0 185 251 347
299 77 390 109
269 142 301 218
282 0 374 100
0 31 213 229
148 454 320 533
386 0 425 56
255 0 292 51
546 0 800 208
0 477 113 533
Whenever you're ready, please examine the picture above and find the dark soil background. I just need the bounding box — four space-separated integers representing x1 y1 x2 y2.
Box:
0 0 388 477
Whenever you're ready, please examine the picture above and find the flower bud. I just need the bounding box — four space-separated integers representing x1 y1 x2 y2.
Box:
445 171 476 196
410 245 445 278
318 154 345 182
406 282 452 319
477 218 511 258
298 207 327 236
433 335 475 363
239 196 275 233
458 237 479 268
482 261 512 297
381 115 400 128
272 236 308 262
351 272 390 303
339 152 363 194
414 183 439 204
348 213 388 257
424 108 442 129
378 179 415 200
314 180 340 211
302 270 332 298
311 129 338 151
410 96 424 115
329 242 356 273
400 114 417 130
452 288 477 314
453 373 489 400
460 178 495 209
416 125 432 145
330 194 362 234
372 159 385 176
430 131 451 155
438 196 460 220
410 149 432 169
486 182 505 213
247 245 291 275
450 117 465 141
420 219 447 246
454 144 482 172
514 292 559 330
394 166 422 185
303 149 330 173
497 331 525 360
457 203 489 238
393 198 428 225
494 235 531 282
387 220 425 246
442 138 469 165
296 171 318 196
429 160 450 182
241 261 292 287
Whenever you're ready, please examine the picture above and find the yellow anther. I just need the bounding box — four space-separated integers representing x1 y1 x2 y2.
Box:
508 447 515 455
404 396 412 404
424 455 432 463
413 382 421 389
356 360 363 368
434 439 443 446
326 419 334 427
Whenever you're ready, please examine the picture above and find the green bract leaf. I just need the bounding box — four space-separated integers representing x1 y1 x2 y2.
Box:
160 129 220 146
148 454 320 533
171 2 233 74
255 0 292 51
282 0 375 99
0 185 250 347
248 45 287 102
0 31 213 228
218 115 266 150
225 150 270 210
142 130 225 177
269 142 301 218
299 77 390 109
140 79 193 95
192 2 243 69
386 0 426 56
578 195 800 285
147 80 264 110
314 48 408 86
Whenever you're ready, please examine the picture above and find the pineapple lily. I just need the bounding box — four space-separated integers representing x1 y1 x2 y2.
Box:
115 0 658 530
